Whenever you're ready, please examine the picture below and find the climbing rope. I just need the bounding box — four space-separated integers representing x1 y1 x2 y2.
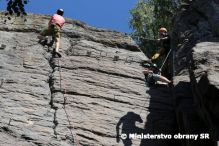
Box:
172 48 176 78
159 48 172 72
57 59 80 146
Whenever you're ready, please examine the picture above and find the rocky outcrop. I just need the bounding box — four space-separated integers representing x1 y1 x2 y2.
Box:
172 0 219 145
1 0 219 145
0 13 153 146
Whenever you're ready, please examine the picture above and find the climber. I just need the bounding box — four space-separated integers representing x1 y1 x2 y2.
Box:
151 27 170 61
38 9 65 58
142 68 171 86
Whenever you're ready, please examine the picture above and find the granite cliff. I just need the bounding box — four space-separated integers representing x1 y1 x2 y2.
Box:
0 0 219 145
0 13 149 146
170 0 219 146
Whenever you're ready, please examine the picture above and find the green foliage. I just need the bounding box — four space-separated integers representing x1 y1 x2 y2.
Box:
6 0 29 16
130 1 155 39
130 0 178 56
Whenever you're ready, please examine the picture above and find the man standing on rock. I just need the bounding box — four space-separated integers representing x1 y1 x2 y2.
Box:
150 27 171 78
38 9 65 58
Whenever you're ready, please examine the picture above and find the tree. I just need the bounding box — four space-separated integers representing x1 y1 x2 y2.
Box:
129 0 179 57
5 0 29 16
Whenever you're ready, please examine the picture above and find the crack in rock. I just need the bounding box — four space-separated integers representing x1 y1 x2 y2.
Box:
47 53 59 138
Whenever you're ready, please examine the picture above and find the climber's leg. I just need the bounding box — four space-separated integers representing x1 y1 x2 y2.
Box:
159 75 171 84
38 27 51 40
55 37 60 53
51 25 62 57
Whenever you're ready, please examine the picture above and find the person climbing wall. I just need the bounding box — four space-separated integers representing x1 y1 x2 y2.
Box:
142 68 171 86
151 27 171 78
151 27 170 61
38 9 65 58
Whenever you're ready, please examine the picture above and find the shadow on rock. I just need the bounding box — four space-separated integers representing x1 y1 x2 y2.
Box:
116 111 144 146
140 84 179 146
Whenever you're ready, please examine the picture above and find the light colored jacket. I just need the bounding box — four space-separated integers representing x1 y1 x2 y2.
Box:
49 14 65 28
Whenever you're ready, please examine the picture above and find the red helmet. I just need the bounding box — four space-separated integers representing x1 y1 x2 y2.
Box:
159 27 167 33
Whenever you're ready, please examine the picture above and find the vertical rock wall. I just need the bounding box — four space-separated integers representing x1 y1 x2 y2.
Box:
172 0 219 145
2 2 219 145
0 13 153 146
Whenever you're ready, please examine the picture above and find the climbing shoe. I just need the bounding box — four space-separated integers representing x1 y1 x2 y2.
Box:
38 36 48 46
53 51 62 58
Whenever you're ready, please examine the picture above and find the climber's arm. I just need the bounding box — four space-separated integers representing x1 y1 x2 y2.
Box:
159 75 171 83
152 73 171 84
157 36 169 41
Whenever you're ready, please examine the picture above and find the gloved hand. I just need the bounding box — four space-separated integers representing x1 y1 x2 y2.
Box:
151 53 160 61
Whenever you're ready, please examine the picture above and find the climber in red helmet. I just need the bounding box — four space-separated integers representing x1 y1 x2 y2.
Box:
38 9 65 58
151 27 170 61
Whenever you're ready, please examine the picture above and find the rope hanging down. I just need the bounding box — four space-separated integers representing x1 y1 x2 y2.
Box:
159 49 172 72
57 59 80 146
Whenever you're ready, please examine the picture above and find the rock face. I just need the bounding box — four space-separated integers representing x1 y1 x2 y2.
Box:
0 13 152 146
172 0 219 145
0 0 219 145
